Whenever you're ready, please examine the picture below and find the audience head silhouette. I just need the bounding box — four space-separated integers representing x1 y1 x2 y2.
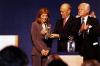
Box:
0 46 28 66
81 59 100 66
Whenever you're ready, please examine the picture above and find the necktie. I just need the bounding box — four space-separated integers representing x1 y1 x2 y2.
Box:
82 18 84 24
82 18 85 38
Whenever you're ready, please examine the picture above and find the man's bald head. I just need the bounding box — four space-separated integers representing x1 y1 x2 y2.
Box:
60 3 71 19
60 3 71 10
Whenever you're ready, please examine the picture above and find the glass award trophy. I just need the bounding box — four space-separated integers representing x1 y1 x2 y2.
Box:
67 36 75 53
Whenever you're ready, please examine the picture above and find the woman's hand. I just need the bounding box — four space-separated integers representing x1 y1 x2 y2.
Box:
41 49 49 56
41 29 47 35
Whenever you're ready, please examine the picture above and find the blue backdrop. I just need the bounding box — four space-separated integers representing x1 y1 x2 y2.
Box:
0 0 100 66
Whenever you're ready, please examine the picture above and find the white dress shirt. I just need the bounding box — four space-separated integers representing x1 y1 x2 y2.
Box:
78 16 91 35
81 16 88 24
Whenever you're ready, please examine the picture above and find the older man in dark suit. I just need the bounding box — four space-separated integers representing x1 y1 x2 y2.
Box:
76 2 100 61
50 3 78 53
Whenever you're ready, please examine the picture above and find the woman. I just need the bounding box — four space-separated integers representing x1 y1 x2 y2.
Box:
31 8 52 66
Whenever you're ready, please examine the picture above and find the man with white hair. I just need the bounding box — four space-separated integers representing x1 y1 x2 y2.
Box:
76 2 100 62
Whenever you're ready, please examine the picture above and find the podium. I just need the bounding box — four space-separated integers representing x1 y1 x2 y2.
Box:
0 35 18 51
59 55 83 66
58 52 83 66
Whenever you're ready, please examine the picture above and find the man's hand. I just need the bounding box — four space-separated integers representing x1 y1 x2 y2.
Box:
49 34 59 38
83 24 89 30
80 23 89 32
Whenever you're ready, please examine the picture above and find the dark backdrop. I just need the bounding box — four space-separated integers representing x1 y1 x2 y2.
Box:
0 0 100 66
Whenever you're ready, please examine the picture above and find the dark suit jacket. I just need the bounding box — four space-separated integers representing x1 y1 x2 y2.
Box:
53 15 78 52
94 24 100 36
76 16 100 60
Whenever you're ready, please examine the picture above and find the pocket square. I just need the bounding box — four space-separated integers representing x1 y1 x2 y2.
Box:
89 25 92 29
93 42 98 45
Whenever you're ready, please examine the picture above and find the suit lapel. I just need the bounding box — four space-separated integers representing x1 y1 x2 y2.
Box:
63 16 71 29
86 16 91 25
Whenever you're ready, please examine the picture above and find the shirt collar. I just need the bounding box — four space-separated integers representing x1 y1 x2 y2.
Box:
81 15 88 24
64 15 70 23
